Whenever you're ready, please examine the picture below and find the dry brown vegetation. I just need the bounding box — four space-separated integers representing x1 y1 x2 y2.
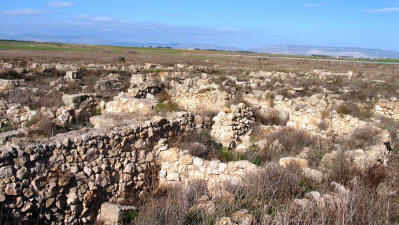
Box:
9 88 63 110
131 159 399 225
1 48 399 78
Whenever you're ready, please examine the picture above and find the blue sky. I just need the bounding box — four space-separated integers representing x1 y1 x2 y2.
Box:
0 0 398 50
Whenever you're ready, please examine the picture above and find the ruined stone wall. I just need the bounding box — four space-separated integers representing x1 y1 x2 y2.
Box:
158 147 259 191
375 100 399 120
0 112 194 225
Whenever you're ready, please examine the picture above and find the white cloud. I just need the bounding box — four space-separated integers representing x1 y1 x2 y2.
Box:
0 8 49 16
76 15 114 23
47 1 75 8
362 7 399 13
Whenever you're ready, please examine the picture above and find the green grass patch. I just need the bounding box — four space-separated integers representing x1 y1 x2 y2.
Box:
218 147 247 162
155 101 179 113
0 122 15 133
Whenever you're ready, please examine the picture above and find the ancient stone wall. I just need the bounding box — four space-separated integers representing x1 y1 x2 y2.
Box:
158 147 259 191
0 112 194 224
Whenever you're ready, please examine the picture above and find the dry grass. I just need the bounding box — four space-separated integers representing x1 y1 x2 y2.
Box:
133 181 209 225
257 128 334 163
338 126 380 150
274 184 392 225
8 88 63 110
255 109 287 126
170 129 221 159
131 161 397 225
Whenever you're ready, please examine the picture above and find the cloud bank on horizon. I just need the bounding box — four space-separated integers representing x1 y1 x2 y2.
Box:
47 1 75 8
0 0 398 51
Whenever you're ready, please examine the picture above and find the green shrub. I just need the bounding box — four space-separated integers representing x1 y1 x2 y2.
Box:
155 101 179 113
124 211 138 223
250 155 262 166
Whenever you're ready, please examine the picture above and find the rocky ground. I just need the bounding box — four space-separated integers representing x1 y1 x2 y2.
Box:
0 59 399 225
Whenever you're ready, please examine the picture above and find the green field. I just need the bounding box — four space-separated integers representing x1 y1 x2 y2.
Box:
0 40 398 64
0 40 187 55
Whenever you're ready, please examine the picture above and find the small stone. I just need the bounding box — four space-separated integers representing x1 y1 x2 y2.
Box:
215 217 235 225
231 209 254 225
23 188 34 198
5 183 19 195
159 149 179 162
21 202 33 213
84 167 92 176
166 171 179 181
193 157 204 166
145 152 154 162
85 148 99 162
67 192 78 205
180 154 193 165
16 167 28 180
46 198 56 208
123 163 135 174
0 166 13 179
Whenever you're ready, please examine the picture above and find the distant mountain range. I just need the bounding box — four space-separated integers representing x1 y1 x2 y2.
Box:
1 33 399 59
249 45 399 59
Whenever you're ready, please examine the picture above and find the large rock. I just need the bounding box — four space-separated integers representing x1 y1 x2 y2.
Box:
302 168 325 183
96 202 137 225
62 93 97 108
55 106 74 127
321 144 390 172
104 93 157 114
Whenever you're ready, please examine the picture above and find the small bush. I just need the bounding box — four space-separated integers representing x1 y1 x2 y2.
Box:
250 155 262 166
133 181 208 225
124 211 138 224
341 127 379 149
317 120 329 130
336 103 355 117
33 117 58 138
260 128 313 161
222 164 303 220
256 109 286 126
362 164 387 188
0 70 24 79
219 147 235 162
274 183 391 225
326 151 358 186
155 101 179 113
0 119 15 133
9 88 63 110
155 91 171 102
336 102 372 119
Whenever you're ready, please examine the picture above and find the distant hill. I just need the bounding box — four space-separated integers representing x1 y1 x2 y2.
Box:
0 33 237 51
249 45 399 59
